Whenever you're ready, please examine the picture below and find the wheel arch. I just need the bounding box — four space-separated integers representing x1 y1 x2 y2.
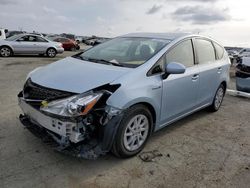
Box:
0 45 14 54
221 80 227 96
46 47 57 53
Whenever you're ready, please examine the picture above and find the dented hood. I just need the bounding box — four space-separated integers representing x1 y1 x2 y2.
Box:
29 57 131 93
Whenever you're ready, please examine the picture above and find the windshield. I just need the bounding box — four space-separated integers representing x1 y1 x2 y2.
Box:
78 37 170 68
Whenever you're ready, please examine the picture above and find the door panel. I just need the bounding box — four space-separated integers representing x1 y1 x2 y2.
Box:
196 63 221 105
193 38 221 105
160 67 200 125
159 39 199 126
12 41 34 53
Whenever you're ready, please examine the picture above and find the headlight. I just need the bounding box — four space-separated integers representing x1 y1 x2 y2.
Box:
40 92 103 117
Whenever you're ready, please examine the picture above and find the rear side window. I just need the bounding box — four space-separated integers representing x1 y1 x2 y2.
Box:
213 42 224 60
166 39 194 67
0 31 2 36
195 39 216 64
36 36 47 42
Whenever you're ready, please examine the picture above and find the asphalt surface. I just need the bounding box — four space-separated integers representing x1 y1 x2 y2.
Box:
0 49 249 188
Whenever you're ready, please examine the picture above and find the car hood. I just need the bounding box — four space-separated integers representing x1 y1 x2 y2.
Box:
29 57 131 93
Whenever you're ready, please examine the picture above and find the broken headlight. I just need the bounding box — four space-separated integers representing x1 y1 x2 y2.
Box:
40 92 103 117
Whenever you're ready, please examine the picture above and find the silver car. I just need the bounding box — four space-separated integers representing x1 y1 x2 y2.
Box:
0 34 64 57
18 33 230 158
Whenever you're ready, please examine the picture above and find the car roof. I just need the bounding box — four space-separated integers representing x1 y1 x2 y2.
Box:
120 32 194 40
16 33 44 37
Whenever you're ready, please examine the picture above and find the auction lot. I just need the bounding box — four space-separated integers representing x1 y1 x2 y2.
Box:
0 48 250 188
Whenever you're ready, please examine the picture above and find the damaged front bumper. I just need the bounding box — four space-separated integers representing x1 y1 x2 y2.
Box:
18 97 124 159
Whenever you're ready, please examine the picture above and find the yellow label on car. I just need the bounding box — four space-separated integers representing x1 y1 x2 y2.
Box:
41 100 48 107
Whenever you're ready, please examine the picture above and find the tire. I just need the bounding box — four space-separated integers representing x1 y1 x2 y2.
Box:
46 48 57 58
112 104 153 158
208 84 225 112
0 46 12 57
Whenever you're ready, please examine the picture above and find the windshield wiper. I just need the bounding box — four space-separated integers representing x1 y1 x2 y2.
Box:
88 58 124 67
73 56 124 67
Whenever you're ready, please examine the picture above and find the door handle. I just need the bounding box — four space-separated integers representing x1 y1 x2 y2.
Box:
152 85 162 90
192 74 199 81
217 67 222 73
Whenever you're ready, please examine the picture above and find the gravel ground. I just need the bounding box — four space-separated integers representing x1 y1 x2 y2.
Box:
0 48 249 188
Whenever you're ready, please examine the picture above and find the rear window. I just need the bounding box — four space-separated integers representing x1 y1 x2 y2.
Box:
213 42 224 60
195 39 216 64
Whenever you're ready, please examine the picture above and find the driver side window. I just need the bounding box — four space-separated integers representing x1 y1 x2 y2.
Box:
166 39 195 68
148 39 195 76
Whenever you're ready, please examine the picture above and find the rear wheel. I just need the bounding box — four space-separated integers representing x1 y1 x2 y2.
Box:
0 46 12 57
112 105 152 158
208 84 225 112
46 48 56 58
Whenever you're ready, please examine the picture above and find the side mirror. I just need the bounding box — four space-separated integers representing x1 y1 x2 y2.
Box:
4 29 8 33
165 62 186 74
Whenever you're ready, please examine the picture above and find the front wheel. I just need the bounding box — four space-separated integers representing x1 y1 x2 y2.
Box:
46 48 57 58
208 84 225 112
112 105 152 158
0 46 12 57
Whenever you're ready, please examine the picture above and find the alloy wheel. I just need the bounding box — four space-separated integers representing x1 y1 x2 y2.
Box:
214 87 224 109
0 47 11 57
123 114 149 151
47 49 56 57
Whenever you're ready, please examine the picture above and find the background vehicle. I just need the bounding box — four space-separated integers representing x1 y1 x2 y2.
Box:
236 57 250 93
238 48 250 57
52 37 80 51
60 33 75 41
92 38 110 46
0 28 8 40
18 33 230 158
0 34 64 57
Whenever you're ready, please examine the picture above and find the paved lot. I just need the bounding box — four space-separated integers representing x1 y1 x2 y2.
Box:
0 50 249 188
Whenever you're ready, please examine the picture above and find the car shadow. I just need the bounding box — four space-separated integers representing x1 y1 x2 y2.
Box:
59 108 209 163
151 108 208 141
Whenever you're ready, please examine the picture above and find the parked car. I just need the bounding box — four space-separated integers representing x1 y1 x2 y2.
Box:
84 38 97 46
93 38 110 46
60 33 76 41
236 57 250 93
18 33 230 158
0 28 8 40
0 34 64 57
238 48 250 58
52 37 80 51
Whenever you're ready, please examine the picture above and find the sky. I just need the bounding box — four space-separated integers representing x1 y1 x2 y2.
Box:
0 0 250 47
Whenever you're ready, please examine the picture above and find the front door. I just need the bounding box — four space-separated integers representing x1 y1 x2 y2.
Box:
160 39 200 127
12 35 36 54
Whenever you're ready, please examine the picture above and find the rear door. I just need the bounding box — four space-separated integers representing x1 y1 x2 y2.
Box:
193 38 221 106
160 39 200 126
34 36 49 53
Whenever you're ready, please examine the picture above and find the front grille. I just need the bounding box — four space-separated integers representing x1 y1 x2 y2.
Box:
23 78 75 101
